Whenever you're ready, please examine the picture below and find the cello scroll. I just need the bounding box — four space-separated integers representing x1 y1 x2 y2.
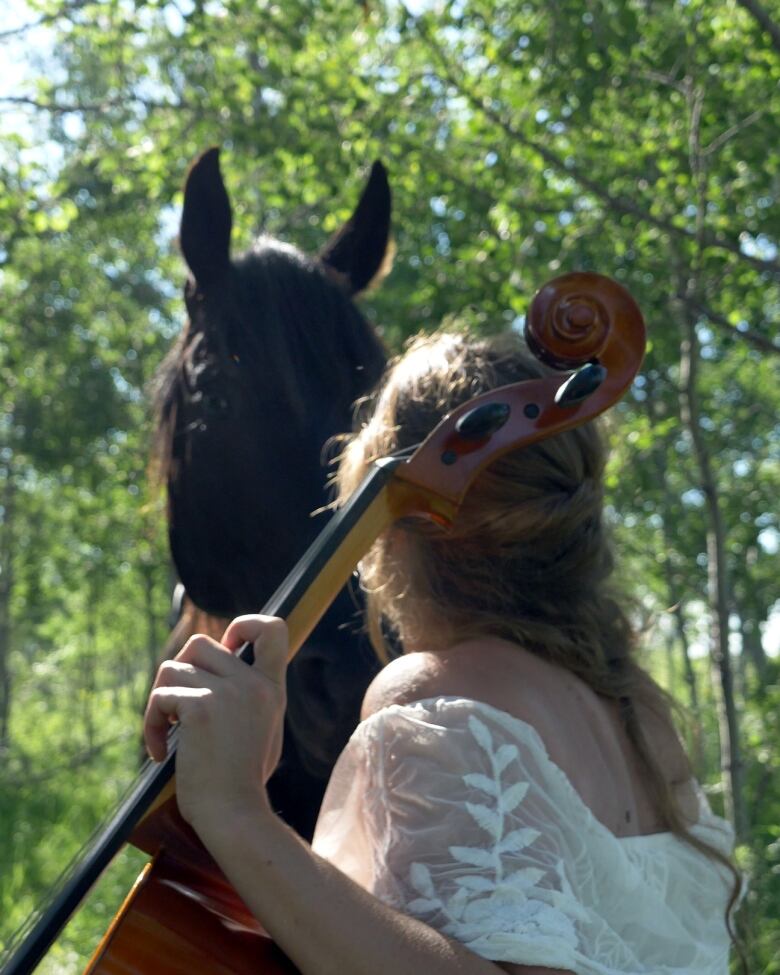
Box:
396 271 646 516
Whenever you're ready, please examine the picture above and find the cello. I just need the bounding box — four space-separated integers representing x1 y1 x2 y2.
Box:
2 271 646 975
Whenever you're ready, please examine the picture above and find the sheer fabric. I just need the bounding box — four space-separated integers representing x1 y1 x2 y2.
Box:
312 697 733 974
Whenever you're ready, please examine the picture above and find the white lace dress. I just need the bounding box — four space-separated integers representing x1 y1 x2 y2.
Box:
311 697 734 974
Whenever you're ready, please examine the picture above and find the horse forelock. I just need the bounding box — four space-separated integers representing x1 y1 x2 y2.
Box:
232 237 386 427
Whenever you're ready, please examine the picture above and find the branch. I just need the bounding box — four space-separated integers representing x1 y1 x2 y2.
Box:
735 0 780 57
409 10 780 276
0 94 187 114
0 0 92 41
702 107 768 157
681 84 780 355
683 295 780 355
635 68 686 95
1 731 136 789
0 95 108 114
0 18 43 40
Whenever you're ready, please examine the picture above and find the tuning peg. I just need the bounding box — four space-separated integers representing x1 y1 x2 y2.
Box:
554 362 607 408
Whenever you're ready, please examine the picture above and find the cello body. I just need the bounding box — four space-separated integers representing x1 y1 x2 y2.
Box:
86 855 298 975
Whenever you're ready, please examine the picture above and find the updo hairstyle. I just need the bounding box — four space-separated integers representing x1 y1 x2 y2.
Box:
337 330 636 703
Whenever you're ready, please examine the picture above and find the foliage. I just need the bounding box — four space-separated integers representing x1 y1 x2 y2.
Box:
0 0 777 970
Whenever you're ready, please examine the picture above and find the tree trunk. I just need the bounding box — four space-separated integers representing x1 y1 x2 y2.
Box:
675 75 748 839
662 627 674 688
645 420 703 762
672 601 704 773
678 311 747 839
83 587 97 750
0 461 15 748
741 613 768 686
735 0 780 55
672 601 700 714
650 447 702 718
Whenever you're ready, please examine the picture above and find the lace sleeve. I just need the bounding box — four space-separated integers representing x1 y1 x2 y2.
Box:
312 697 734 975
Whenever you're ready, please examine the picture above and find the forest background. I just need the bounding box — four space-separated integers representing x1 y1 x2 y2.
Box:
0 0 778 971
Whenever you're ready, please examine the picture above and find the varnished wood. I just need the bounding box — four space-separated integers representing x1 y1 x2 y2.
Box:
86 856 299 975
397 273 645 508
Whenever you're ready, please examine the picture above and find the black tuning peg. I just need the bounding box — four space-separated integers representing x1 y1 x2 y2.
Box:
455 402 511 440
554 362 607 409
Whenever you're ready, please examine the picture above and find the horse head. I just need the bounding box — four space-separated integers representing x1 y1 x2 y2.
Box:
154 148 390 620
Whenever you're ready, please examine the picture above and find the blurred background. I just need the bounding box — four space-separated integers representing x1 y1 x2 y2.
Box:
0 1 778 971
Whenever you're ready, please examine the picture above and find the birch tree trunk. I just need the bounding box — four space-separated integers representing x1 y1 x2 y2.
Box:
672 600 700 718
0 459 15 748
668 73 748 839
656 470 703 771
741 615 768 685
677 309 747 839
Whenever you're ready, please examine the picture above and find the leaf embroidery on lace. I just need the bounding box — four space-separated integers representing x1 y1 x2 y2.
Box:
407 714 580 952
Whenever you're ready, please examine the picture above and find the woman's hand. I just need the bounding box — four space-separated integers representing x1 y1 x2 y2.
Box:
143 614 289 834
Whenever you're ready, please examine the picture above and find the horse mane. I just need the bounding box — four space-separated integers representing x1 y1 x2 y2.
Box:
237 237 386 418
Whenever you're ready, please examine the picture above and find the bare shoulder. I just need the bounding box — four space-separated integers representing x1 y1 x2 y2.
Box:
360 650 446 719
360 637 562 726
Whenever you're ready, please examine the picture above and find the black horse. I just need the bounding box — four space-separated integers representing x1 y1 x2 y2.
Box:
152 148 391 839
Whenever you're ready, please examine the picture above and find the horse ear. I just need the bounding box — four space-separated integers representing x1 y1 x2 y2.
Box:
180 147 232 288
319 161 393 295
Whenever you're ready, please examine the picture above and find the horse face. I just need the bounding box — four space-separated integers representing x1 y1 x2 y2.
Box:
157 149 390 617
